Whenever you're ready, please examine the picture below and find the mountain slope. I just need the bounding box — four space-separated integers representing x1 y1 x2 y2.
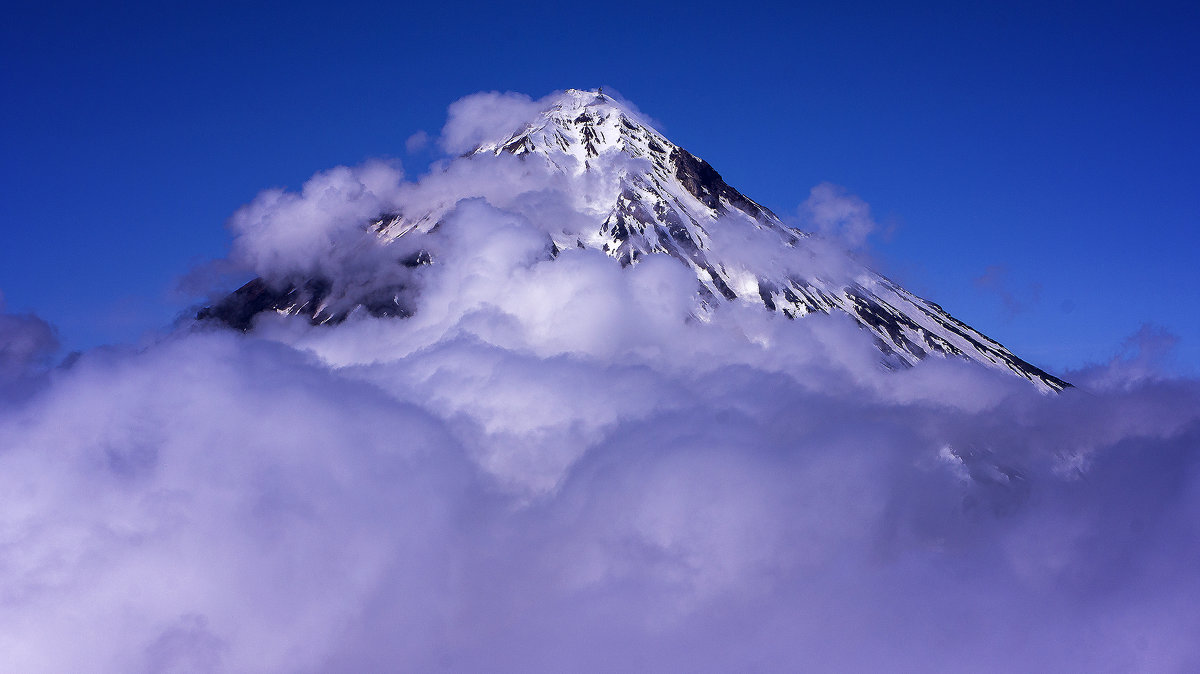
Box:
200 88 1068 391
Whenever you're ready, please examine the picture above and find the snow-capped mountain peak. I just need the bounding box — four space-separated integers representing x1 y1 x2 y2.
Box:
473 89 637 163
200 88 1069 391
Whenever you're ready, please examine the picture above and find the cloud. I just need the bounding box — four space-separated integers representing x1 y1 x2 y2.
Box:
4 92 1200 672
228 159 406 280
594 85 665 131
0 296 59 403
405 130 429 154
4 299 1198 672
0 331 470 672
439 91 550 155
0 306 58 379
799 182 877 248
1074 324 1182 391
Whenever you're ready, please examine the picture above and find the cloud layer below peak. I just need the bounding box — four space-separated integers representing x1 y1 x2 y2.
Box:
1 91 1198 672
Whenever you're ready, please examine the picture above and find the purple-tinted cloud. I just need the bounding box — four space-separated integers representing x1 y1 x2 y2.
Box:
0 296 59 403
3 296 1197 672
2 93 1198 673
0 307 57 378
405 130 429 154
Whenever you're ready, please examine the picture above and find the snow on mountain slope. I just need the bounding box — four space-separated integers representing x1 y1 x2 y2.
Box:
200 88 1068 391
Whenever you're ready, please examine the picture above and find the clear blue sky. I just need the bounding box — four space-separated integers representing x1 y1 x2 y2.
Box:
2 0 1197 375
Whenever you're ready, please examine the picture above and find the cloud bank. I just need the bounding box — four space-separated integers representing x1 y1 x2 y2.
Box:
1 92 1198 672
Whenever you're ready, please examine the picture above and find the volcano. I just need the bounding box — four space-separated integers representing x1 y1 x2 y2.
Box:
200 88 1068 391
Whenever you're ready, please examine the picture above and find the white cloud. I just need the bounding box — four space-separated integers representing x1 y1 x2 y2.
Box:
3 300 1197 672
800 182 877 248
439 90 550 156
228 159 406 280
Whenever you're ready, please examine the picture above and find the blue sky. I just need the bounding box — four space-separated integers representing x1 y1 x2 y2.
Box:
2 0 1197 374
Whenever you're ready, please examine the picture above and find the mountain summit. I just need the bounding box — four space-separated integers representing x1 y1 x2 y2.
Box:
200 88 1068 391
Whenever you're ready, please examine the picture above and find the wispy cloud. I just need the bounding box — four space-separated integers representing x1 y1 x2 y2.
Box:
800 182 877 249
405 130 429 154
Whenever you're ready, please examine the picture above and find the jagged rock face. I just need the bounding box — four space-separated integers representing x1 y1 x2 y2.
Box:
196 277 413 330
198 247 430 329
200 88 1068 391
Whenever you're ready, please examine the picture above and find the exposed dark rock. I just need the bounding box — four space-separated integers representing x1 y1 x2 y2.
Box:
196 278 289 333
197 276 412 331
399 249 433 267
669 147 778 221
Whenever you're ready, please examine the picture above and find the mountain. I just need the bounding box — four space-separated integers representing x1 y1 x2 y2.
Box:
199 88 1068 391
